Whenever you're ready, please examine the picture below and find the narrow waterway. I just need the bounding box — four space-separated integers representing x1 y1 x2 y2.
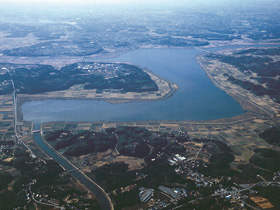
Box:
26 45 277 209
33 124 112 210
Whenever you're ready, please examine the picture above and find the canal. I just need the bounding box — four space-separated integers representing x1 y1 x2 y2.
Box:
33 125 112 210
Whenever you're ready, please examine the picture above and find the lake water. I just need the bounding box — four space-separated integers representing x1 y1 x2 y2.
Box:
22 48 245 123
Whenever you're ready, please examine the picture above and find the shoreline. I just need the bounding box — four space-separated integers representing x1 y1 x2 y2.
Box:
15 45 280 164
1 41 278 67
14 61 177 121
12 44 280 125
195 56 273 119
195 49 277 120
15 60 179 122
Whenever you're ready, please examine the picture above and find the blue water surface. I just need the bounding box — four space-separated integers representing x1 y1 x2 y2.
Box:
22 48 244 123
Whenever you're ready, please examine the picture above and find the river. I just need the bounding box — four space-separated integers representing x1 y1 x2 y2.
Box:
33 124 112 210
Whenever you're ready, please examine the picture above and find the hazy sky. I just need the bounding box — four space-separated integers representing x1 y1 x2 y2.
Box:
1 0 193 5
0 0 276 13
3 0 176 4
2 0 191 3
0 0 265 5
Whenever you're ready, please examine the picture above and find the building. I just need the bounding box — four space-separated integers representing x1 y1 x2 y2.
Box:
139 187 154 203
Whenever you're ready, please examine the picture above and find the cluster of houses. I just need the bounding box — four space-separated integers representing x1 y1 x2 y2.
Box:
139 185 188 209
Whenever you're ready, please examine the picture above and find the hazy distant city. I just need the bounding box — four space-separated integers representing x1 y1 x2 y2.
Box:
0 1 280 210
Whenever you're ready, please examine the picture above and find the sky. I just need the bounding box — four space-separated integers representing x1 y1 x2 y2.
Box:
0 0 275 12
2 0 174 4
2 0 188 3
0 0 264 5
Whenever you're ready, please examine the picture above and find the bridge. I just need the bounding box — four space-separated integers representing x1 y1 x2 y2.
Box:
67 168 78 173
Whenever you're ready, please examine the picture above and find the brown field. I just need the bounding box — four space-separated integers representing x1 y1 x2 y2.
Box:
0 96 15 141
250 196 274 209
1 46 278 175
112 156 145 171
16 68 178 104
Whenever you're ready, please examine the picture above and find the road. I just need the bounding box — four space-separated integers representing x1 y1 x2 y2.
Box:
212 181 280 197
8 68 113 210
177 181 280 210
31 194 63 210
7 68 36 158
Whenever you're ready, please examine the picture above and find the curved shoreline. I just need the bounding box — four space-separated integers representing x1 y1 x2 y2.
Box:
17 61 178 100
18 45 280 124
15 61 179 121
16 45 280 209
195 57 274 119
195 52 276 120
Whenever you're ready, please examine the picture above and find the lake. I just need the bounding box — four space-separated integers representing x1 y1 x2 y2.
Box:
22 48 245 123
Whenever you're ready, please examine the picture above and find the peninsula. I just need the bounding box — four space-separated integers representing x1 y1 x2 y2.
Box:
0 62 178 104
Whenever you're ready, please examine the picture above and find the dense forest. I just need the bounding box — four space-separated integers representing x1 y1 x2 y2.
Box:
0 148 100 209
259 126 280 147
45 127 187 158
0 62 158 95
46 129 117 157
207 48 280 103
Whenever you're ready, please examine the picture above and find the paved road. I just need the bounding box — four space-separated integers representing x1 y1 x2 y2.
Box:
8 67 36 158
7 68 112 210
